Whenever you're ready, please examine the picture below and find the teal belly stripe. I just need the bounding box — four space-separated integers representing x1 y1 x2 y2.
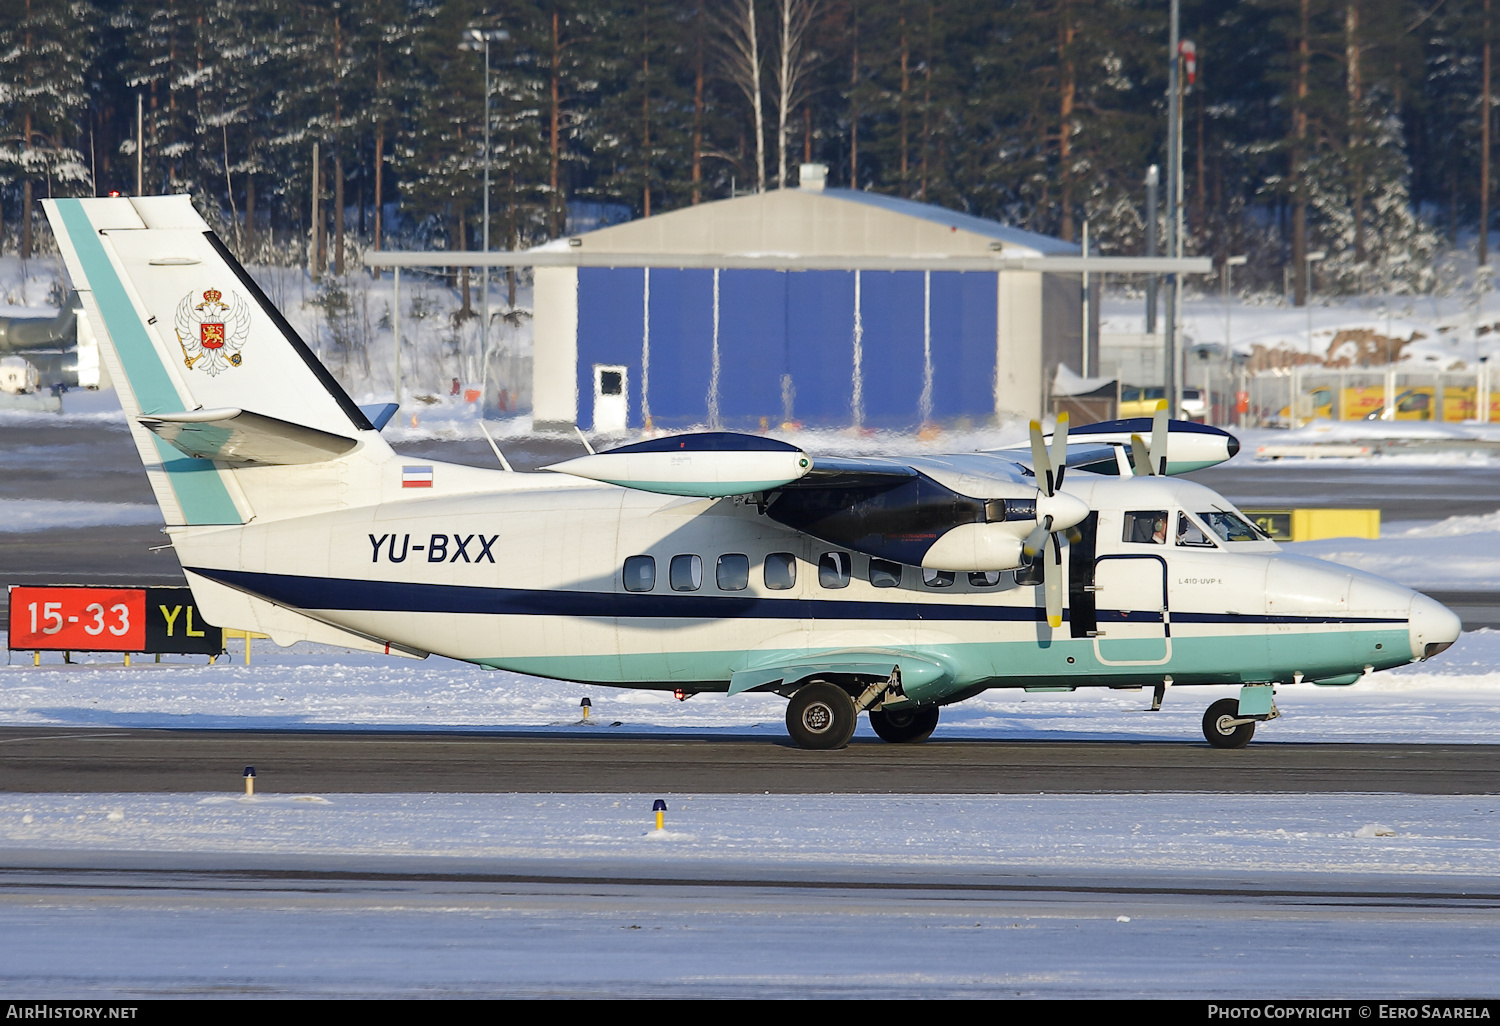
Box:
56 199 239 525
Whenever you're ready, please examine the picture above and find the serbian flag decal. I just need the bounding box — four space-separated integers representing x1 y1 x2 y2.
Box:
402 466 433 488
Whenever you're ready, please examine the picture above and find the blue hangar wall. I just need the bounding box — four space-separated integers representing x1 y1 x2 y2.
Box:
575 267 1002 430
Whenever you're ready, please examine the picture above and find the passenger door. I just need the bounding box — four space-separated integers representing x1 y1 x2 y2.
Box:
1091 555 1171 666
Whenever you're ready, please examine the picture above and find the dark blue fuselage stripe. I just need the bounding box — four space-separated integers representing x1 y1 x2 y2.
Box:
190 567 1408 627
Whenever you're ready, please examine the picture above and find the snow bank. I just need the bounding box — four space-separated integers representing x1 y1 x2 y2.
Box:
1 791 1496 877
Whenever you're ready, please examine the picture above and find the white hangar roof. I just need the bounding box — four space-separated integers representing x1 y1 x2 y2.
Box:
535 185 1080 260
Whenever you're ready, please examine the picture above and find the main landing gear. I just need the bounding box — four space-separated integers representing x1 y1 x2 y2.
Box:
783 680 942 750
785 682 859 750
869 705 941 744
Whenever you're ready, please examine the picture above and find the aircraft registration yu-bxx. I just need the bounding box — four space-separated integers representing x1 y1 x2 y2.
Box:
44 196 1461 750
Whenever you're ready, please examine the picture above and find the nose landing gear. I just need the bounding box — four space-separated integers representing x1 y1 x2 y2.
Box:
1202 698 1256 748
1202 684 1280 749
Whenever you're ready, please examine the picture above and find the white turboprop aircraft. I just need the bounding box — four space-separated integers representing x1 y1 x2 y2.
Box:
43 196 1461 750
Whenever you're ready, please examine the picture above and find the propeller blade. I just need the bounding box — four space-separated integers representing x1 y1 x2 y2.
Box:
1044 534 1063 629
1029 420 1054 495
1151 400 1169 476
1129 433 1152 476
1050 412 1069 491
1022 515 1053 559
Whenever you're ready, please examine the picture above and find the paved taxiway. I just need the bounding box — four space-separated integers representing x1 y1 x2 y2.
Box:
2 727 1497 794
1 853 1497 997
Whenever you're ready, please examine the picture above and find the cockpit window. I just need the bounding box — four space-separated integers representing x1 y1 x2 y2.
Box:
1176 512 1216 548
1198 510 1265 543
1123 510 1168 544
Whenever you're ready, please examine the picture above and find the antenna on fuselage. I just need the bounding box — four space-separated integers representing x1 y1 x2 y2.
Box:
478 421 514 472
575 426 596 456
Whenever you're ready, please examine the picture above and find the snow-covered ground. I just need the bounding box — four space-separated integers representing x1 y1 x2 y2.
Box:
2 790 1498 998
1 627 1496 743
3 791 1496 878
1103 288 1500 369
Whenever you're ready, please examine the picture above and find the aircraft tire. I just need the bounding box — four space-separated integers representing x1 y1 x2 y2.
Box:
786 681 857 750
1202 698 1256 749
869 705 940 744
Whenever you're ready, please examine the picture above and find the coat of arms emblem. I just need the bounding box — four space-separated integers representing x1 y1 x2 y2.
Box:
174 288 251 376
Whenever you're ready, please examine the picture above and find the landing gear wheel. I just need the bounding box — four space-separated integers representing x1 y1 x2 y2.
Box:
786 682 857 750
1202 698 1256 749
869 705 940 744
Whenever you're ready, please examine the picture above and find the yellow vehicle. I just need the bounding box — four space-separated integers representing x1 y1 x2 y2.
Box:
1286 384 1500 422
1119 386 1206 421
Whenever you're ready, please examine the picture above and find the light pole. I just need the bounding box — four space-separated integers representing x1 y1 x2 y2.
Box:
460 26 510 402
1223 254 1247 352
1222 254 1246 426
1293 249 1326 427
1164 0 1181 418
1145 164 1159 334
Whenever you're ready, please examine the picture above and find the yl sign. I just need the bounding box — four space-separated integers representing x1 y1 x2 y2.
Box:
8 586 222 655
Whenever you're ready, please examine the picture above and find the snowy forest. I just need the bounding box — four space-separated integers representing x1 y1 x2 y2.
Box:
0 0 1498 302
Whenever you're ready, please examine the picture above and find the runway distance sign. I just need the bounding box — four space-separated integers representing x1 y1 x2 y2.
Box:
7 586 222 655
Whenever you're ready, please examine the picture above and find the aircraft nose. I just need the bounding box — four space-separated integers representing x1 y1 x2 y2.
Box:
1409 592 1461 661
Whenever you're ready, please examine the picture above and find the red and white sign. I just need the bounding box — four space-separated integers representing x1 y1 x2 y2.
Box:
8 587 147 651
402 465 433 488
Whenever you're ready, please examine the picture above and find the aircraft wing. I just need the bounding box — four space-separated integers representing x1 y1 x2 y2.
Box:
545 432 1084 573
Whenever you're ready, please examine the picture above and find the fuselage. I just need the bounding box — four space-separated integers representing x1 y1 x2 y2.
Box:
176 468 1458 702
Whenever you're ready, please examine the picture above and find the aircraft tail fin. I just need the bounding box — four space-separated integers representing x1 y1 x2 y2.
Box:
43 196 382 527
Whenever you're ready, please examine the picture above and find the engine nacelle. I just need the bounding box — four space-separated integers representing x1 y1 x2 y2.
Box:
920 523 1024 572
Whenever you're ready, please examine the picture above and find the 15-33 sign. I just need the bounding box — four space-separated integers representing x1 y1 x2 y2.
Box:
8 586 222 655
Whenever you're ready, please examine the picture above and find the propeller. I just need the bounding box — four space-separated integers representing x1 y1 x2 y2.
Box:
1128 400 1171 476
1026 413 1086 629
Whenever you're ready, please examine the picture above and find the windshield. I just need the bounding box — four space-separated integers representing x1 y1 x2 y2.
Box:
1198 510 1264 543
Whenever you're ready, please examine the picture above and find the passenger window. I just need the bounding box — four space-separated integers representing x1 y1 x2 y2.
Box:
1123 510 1169 545
764 552 797 590
968 571 1002 587
922 569 955 588
623 555 656 592
819 551 851 589
670 554 702 591
716 553 749 591
869 559 903 588
1175 513 1216 548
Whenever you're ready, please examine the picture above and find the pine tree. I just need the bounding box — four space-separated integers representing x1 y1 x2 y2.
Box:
0 0 95 258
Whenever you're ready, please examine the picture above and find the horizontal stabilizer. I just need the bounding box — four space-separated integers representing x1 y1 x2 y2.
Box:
140 407 358 465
